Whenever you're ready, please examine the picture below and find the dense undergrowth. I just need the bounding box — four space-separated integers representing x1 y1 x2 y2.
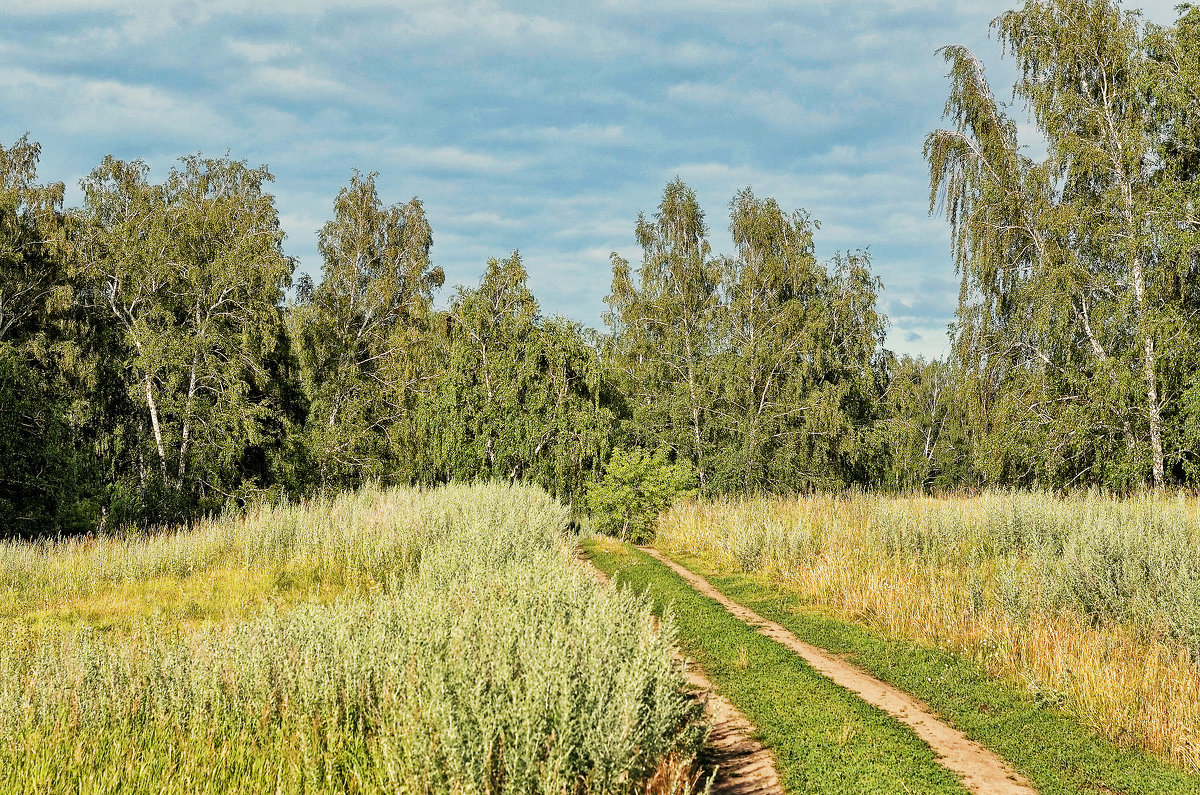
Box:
0 483 707 794
655 491 1200 773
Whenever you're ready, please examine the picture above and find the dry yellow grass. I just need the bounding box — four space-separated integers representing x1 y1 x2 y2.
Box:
656 492 1200 773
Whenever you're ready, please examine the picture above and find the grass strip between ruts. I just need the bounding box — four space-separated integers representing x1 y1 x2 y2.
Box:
657 544 1200 795
582 537 970 795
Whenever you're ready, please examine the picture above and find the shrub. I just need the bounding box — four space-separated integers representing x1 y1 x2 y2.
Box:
588 448 696 543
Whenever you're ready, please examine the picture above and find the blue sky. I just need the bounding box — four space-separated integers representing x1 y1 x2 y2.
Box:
0 0 1181 359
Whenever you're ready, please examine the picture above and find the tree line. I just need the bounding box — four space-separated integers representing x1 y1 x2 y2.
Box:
5 0 1200 536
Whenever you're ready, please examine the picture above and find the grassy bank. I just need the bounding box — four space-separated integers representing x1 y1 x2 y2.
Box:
583 536 971 795
0 483 706 794
655 492 1200 774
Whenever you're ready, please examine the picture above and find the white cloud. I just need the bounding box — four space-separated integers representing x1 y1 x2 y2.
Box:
0 67 228 141
386 145 529 176
226 39 300 64
553 217 630 241
385 1 614 58
443 210 524 230
245 65 351 100
667 81 837 130
490 124 627 146
884 323 953 360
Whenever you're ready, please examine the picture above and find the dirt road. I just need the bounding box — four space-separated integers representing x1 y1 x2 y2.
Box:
639 546 1036 795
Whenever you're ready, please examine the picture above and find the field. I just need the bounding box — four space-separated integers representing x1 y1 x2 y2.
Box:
0 483 707 794
655 491 1200 773
12 483 1200 794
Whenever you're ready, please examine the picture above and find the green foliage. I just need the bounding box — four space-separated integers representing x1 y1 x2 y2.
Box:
606 179 720 486
926 0 1200 489
0 342 93 536
417 252 615 503
875 355 982 492
0 133 908 531
607 181 888 495
588 448 696 543
73 153 295 519
0 134 68 348
289 170 443 492
669 550 1200 794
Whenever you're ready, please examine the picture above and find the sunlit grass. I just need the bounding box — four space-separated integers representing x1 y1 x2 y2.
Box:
584 537 972 794
656 491 1200 773
0 483 708 793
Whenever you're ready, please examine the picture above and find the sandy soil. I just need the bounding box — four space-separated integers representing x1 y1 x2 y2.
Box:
580 549 784 795
640 546 1037 795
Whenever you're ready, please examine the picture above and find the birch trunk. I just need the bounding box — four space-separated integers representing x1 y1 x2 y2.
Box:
144 376 168 482
1132 257 1165 487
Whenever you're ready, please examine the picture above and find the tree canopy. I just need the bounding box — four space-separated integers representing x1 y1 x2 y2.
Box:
926 0 1200 489
9 1 1200 536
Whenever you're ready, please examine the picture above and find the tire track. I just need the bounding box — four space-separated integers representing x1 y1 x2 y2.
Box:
640 546 1036 795
579 548 783 794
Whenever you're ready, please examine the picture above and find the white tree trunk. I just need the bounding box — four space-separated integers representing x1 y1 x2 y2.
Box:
1132 257 1165 487
144 376 168 482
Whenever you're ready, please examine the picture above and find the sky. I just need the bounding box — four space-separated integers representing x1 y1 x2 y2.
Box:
0 0 1183 359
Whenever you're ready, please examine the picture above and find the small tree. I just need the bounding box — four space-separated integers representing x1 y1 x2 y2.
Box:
588 448 696 543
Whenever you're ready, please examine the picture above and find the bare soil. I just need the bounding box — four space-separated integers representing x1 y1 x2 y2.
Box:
640 546 1037 795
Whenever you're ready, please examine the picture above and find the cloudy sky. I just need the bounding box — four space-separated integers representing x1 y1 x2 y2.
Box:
0 0 1182 358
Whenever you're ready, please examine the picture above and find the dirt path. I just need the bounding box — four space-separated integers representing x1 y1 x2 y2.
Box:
640 547 1037 795
580 550 783 795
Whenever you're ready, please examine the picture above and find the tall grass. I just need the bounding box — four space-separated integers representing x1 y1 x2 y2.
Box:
0 483 707 793
656 491 1200 772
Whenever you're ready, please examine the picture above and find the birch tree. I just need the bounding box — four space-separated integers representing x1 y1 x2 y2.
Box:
75 154 293 510
605 178 720 485
713 190 884 490
290 171 442 489
419 253 613 501
0 135 68 347
0 136 93 533
926 0 1200 487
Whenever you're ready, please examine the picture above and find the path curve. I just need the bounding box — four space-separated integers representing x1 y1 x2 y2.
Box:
640 547 1036 795
579 549 783 795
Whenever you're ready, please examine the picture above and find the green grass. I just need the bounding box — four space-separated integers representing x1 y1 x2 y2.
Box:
663 546 1200 795
582 537 970 795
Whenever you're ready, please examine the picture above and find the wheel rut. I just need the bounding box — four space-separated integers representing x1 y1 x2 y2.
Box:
579 549 783 795
639 546 1037 795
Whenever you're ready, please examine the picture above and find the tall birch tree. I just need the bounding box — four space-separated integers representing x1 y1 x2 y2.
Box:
927 0 1200 487
418 252 613 501
606 178 720 485
75 154 293 511
713 190 884 490
290 171 443 489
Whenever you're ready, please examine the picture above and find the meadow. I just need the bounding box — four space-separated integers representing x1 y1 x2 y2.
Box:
0 483 707 794
655 491 1200 773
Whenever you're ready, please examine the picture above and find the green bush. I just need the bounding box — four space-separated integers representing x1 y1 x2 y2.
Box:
588 448 696 543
